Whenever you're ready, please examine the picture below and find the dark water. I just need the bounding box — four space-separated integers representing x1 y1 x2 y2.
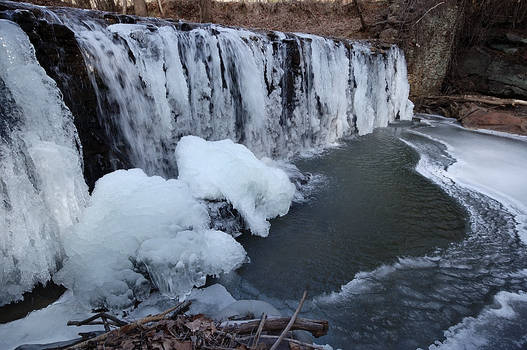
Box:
219 121 527 349
0 282 65 324
234 125 467 299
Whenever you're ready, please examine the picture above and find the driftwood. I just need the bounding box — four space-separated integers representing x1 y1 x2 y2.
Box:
220 317 328 338
55 296 329 350
270 291 307 350
65 300 191 349
67 313 127 328
252 313 267 348
423 95 527 107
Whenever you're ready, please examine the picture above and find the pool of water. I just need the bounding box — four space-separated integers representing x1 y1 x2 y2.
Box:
218 119 527 349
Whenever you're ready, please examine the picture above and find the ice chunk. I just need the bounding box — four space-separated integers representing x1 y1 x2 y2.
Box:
54 169 245 308
187 284 237 317
137 230 246 299
0 20 88 306
176 136 296 237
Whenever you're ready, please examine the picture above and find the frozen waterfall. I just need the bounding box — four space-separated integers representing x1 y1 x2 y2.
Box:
0 19 88 305
0 0 413 307
59 11 413 178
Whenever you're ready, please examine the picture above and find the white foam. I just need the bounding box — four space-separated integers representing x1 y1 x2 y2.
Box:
316 257 438 304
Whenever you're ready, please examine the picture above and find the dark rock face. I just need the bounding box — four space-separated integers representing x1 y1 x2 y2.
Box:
0 3 126 190
454 46 527 100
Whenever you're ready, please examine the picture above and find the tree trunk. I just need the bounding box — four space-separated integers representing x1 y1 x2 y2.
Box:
134 0 148 16
76 0 91 9
157 0 165 16
122 0 127 14
199 0 212 23
353 0 367 31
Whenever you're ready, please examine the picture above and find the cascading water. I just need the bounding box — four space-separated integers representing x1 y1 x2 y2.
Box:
0 0 413 308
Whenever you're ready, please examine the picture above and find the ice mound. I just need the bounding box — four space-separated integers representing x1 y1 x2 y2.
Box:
137 230 246 300
54 169 246 308
176 136 296 237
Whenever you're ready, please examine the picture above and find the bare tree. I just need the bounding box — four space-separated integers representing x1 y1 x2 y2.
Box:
199 0 212 23
93 0 116 11
352 0 367 31
76 0 91 9
122 0 127 14
134 0 148 16
157 0 165 16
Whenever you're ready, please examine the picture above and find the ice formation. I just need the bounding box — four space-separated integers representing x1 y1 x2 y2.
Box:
412 121 527 241
0 20 88 306
176 136 296 237
0 2 415 307
56 14 413 178
54 169 246 308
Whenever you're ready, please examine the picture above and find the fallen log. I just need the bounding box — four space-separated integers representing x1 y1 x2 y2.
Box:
423 95 527 107
220 317 328 338
270 291 307 350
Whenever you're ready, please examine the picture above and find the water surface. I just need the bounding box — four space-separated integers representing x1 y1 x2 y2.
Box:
219 120 527 349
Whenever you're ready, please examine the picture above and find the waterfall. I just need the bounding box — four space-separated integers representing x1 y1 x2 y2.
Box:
55 8 413 178
0 0 413 306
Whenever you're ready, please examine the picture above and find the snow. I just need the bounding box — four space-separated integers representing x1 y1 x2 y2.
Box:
187 284 237 317
216 300 282 320
137 230 247 300
0 20 88 306
176 136 296 237
54 169 246 308
0 291 98 350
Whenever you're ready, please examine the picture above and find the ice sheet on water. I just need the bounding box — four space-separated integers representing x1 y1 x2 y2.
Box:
410 119 527 242
176 136 296 237
426 291 527 350
0 20 88 306
54 169 246 308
